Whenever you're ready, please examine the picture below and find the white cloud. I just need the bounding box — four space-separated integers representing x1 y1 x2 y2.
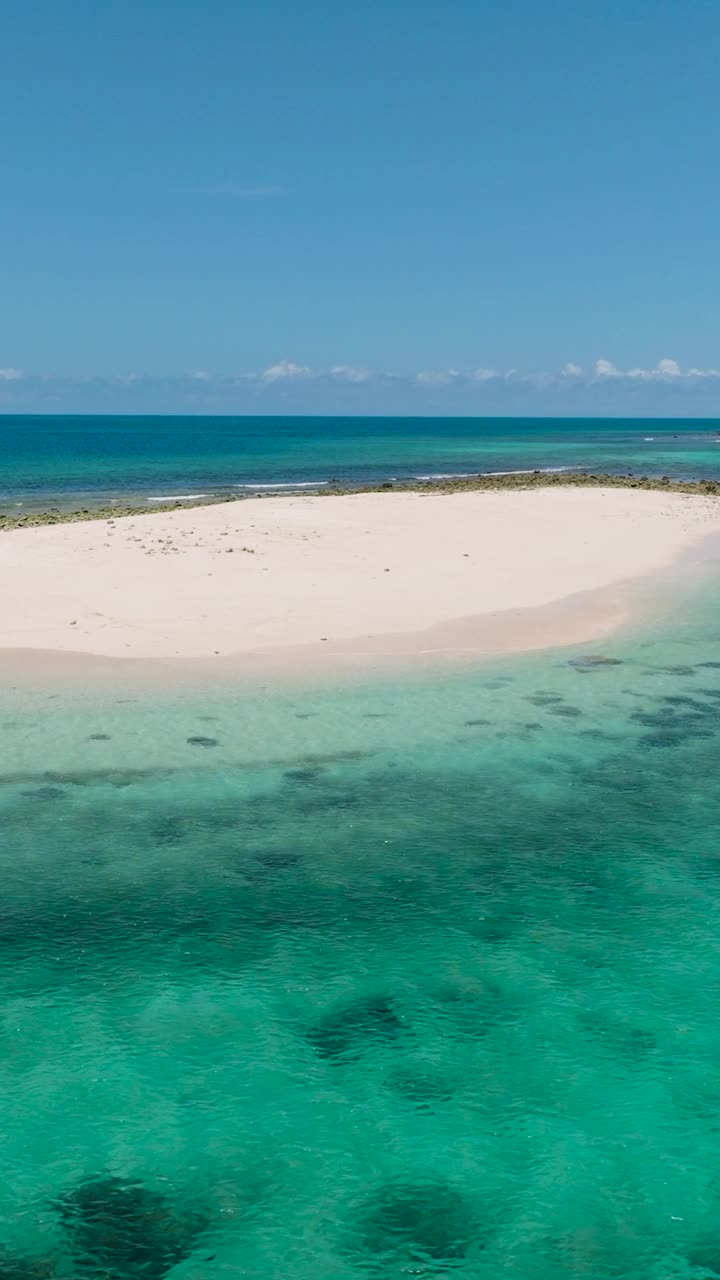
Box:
562 362 582 377
0 367 22 381
330 365 372 383
190 369 211 381
594 358 620 378
470 367 497 382
261 360 312 383
594 357 719 382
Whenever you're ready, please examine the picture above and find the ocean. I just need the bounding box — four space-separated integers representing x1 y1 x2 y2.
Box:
3 416 720 1277
2 574 720 1277
1 414 720 508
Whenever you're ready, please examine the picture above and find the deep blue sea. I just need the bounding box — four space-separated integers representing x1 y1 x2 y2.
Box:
1 414 719 507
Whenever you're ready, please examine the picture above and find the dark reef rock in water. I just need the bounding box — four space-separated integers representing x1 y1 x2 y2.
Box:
463 718 492 727
684 1245 720 1275
55 1175 206 1278
661 694 714 711
253 849 301 870
387 1068 457 1108
20 785 65 800
568 654 623 669
640 730 683 750
345 1180 478 1271
526 693 563 706
549 705 583 718
306 995 405 1061
186 736 218 748
696 661 720 669
578 1011 655 1059
88 733 111 741
150 816 186 845
7 766 174 789
283 766 324 783
0 1255 54 1279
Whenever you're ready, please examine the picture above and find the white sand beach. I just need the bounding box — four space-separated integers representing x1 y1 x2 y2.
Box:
1 488 720 670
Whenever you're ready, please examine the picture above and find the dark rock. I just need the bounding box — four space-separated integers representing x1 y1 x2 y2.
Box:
21 786 64 800
387 1068 456 1108
88 733 111 741
568 654 623 669
576 728 619 741
0 1255 54 1279
685 1245 720 1275
578 1011 655 1058
283 766 324 783
150 816 186 845
549 705 583 718
526 693 563 706
306 994 405 1061
346 1180 479 1269
186 736 218 748
697 662 720 669
253 849 301 870
661 695 712 710
55 1175 206 1279
464 719 492 727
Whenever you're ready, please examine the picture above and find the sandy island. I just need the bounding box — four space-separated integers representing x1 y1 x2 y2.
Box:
2 487 720 674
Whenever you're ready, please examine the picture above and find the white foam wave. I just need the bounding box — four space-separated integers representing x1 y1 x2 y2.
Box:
234 480 329 489
414 472 478 480
414 466 577 480
146 493 210 502
484 466 578 477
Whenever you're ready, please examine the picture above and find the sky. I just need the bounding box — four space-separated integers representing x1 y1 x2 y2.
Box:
2 0 720 416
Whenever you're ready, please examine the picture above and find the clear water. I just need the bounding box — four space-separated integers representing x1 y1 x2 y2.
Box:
4 582 720 1276
2 415 720 508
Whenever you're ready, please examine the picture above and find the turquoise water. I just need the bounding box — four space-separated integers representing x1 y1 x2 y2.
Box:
2 415 720 508
5 582 720 1276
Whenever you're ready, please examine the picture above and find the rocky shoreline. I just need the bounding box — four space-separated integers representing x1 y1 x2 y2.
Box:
1 469 719 530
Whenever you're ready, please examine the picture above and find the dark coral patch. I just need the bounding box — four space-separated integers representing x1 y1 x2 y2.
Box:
306 995 405 1062
568 655 623 669
55 1176 206 1279
345 1180 480 1271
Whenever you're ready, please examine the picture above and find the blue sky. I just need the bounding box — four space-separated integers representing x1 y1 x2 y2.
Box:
3 0 720 415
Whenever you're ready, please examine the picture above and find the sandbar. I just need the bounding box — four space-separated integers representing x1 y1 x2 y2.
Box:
1 487 720 673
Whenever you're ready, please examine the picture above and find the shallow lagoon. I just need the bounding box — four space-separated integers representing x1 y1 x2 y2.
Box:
4 586 720 1276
